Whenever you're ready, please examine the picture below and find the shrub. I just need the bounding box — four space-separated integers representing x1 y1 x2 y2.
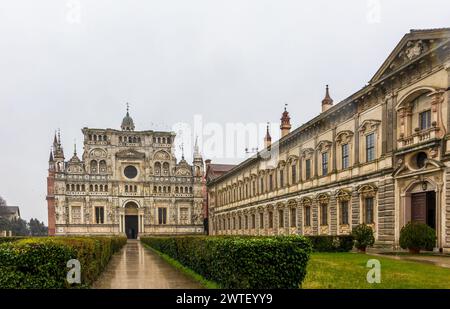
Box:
0 236 26 244
306 235 354 252
352 224 375 252
0 236 126 288
141 236 312 289
399 222 436 253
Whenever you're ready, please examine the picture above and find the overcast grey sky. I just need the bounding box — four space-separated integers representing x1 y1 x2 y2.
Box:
0 0 449 223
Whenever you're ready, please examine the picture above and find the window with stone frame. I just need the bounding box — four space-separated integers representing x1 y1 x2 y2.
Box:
321 152 328 176
419 109 431 130
290 207 297 227
304 206 311 227
268 211 274 228
158 207 167 225
71 206 81 224
260 177 264 193
279 169 284 187
269 174 273 191
342 144 349 169
245 215 248 229
238 216 242 229
251 214 256 229
95 206 104 224
259 212 264 228
366 133 375 162
320 204 328 226
364 197 374 224
340 201 349 225
291 163 297 184
305 159 311 180
278 209 284 228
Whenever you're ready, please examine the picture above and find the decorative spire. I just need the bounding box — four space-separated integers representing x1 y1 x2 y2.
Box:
181 142 185 160
264 122 272 148
73 139 77 156
280 104 291 138
193 136 202 160
49 148 54 162
321 85 334 112
53 129 65 159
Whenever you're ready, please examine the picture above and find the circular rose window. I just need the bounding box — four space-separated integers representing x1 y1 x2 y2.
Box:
124 165 138 179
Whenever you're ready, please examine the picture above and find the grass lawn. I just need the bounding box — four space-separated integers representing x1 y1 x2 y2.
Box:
302 252 450 289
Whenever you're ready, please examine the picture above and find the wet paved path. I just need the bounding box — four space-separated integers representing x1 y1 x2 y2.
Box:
93 240 203 289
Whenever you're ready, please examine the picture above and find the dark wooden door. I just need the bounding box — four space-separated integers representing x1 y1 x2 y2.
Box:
411 192 426 224
125 215 138 239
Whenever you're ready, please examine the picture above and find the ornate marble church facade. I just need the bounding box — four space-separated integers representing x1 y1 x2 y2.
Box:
46 109 204 238
207 28 450 252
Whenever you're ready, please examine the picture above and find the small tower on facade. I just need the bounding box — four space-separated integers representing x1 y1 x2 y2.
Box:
264 122 272 149
280 104 291 138
121 103 135 131
193 136 204 177
321 85 334 112
53 130 65 172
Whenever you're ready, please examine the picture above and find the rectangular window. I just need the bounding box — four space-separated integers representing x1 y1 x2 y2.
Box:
320 204 328 225
290 208 297 227
71 206 81 224
419 110 431 130
342 144 349 169
227 218 230 230
279 170 284 187
245 215 248 229
278 209 284 228
304 207 311 226
259 212 264 228
291 164 296 184
322 152 328 176
340 201 349 225
269 211 273 228
365 197 374 224
251 214 256 229
95 207 104 224
269 174 273 191
232 217 236 229
305 159 311 180
260 178 264 193
252 181 256 196
239 217 242 229
158 208 167 225
366 133 375 162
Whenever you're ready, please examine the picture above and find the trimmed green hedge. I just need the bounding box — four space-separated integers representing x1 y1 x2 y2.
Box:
0 236 127 288
141 236 312 289
306 235 354 252
0 237 27 244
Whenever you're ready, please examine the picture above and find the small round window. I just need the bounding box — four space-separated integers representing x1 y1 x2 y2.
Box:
124 166 138 179
416 152 428 169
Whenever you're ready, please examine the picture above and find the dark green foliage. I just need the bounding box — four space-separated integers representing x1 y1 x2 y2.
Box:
399 222 436 252
0 236 126 289
306 235 354 252
28 218 48 236
352 224 375 251
141 236 312 289
0 236 27 244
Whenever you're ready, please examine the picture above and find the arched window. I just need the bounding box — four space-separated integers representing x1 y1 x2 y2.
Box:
99 160 107 173
93 135 97 141
90 184 93 191
134 185 137 192
158 186 162 193
104 185 107 192
133 137 137 143
125 185 128 192
128 137 132 143
103 135 107 141
119 136 122 142
158 137 161 143
89 134 92 141
153 137 156 143
66 184 70 191
185 186 189 193
168 186 171 193
153 186 157 192
154 162 161 175
163 162 170 175
71 184 75 191
175 187 179 193
180 187 184 193
166 137 171 144
76 184 80 191
94 184 98 192
189 187 193 193
90 160 98 174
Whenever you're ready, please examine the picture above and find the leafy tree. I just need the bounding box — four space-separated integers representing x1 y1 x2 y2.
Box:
29 218 48 236
9 218 30 236
0 217 11 231
0 195 6 206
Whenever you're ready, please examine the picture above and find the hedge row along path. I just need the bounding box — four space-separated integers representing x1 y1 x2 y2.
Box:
92 240 202 288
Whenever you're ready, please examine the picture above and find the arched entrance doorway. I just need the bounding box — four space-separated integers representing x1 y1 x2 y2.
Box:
402 179 439 248
124 201 139 239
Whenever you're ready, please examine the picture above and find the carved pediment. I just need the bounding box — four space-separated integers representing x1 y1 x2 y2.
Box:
176 167 192 176
359 119 381 134
116 149 145 160
335 130 354 144
370 29 450 83
316 140 332 153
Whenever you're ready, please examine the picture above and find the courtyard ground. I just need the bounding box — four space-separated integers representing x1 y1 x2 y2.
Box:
92 240 202 289
302 252 450 289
